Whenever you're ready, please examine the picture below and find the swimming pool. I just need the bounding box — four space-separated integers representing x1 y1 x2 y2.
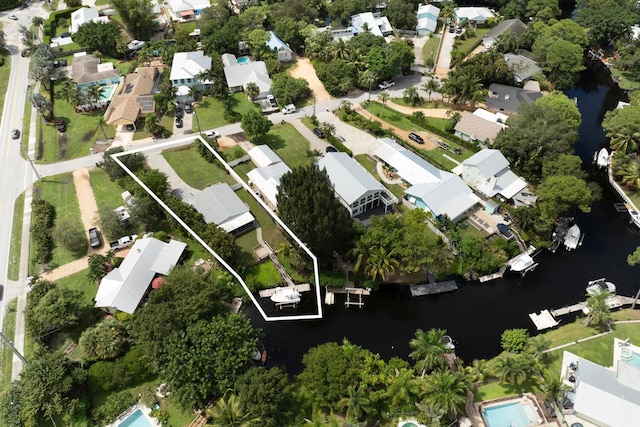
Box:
99 84 118 101
483 401 537 427
621 349 640 369
237 56 251 64
118 409 153 427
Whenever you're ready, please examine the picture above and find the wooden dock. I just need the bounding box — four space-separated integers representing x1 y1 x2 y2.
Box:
410 280 458 296
325 287 371 308
258 283 311 298
550 295 634 317
529 310 560 331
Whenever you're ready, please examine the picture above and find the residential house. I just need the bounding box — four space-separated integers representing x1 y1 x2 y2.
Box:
351 12 393 38
188 183 256 234
167 0 211 20
454 109 507 146
94 237 186 314
416 4 440 36
104 66 162 128
246 146 291 209
248 145 281 168
559 338 640 427
454 7 494 25
266 30 294 62
481 19 527 48
316 152 397 217
370 138 477 221
169 51 212 93
485 83 541 113
71 7 109 34
222 54 272 98
71 53 121 90
461 149 529 204
504 52 542 83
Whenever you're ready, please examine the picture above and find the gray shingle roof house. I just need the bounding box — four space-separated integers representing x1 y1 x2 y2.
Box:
482 19 527 48
454 111 505 146
461 149 527 200
316 152 397 217
485 83 541 113
222 54 272 99
189 183 256 234
504 52 542 82
71 54 121 88
560 338 640 427
94 237 186 314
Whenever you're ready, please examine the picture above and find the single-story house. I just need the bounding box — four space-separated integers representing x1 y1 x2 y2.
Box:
247 162 291 209
504 52 542 82
481 19 527 48
222 54 272 98
167 0 211 20
559 338 640 427
485 83 541 113
454 7 494 25
188 183 256 234
104 66 161 127
370 138 477 221
94 237 186 314
351 12 393 38
416 4 440 36
317 152 397 217
454 109 507 146
461 149 527 201
248 145 281 168
169 51 212 93
71 7 109 34
266 30 293 62
71 53 121 89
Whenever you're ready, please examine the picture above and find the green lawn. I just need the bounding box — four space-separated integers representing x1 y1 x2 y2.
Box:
1 299 17 392
422 35 441 68
354 154 406 199
611 67 640 90
8 193 25 280
453 27 490 54
244 260 284 290
30 173 86 274
235 189 286 249
193 93 260 131
254 123 312 169
131 113 174 141
365 102 423 132
89 168 125 209
56 268 99 308
162 144 236 189
0 51 12 129
236 230 260 263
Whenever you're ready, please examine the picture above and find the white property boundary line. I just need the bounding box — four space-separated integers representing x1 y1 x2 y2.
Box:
112 135 323 321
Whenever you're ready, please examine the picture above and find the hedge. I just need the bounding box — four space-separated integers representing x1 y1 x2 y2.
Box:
327 134 352 156
30 199 55 264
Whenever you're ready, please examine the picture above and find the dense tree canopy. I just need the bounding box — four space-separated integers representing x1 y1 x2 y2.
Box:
576 0 637 44
602 105 640 153
111 0 157 40
537 174 595 222
25 283 84 341
241 110 272 141
384 0 418 30
235 367 293 427
73 21 122 57
270 73 311 105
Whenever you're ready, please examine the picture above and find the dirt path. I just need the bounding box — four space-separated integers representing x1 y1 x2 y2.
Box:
288 57 332 102
358 108 438 151
387 101 450 118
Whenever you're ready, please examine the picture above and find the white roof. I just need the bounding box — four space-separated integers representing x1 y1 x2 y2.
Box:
223 60 272 93
455 7 494 22
170 51 212 81
351 12 391 38
317 152 387 205
167 0 211 14
416 4 440 33
406 172 477 220
463 149 527 198
71 7 109 33
189 183 255 232
247 162 291 207
94 238 187 314
472 108 508 127
370 138 442 185
248 145 281 168
496 172 527 199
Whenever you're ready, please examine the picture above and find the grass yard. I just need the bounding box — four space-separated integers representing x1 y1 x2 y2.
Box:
56 268 99 308
244 260 284 290
236 230 260 263
0 54 11 125
193 93 260 131
254 123 312 169
1 299 17 392
611 67 640 90
422 36 441 67
364 102 423 132
89 168 125 209
131 113 174 141
235 189 286 249
453 27 490 54
8 193 25 280
354 154 406 199
30 173 86 274
162 144 236 189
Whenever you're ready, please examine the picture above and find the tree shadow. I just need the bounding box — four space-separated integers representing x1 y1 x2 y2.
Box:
256 133 286 150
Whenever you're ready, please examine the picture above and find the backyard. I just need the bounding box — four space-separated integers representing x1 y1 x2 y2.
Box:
192 93 260 132
162 144 236 189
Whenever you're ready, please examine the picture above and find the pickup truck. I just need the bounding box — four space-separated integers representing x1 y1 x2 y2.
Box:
88 228 102 249
378 81 395 90
109 235 137 251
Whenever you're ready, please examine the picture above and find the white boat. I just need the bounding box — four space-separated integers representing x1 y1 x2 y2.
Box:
270 288 301 304
595 148 610 168
510 253 535 272
441 335 455 350
564 224 581 251
586 278 616 296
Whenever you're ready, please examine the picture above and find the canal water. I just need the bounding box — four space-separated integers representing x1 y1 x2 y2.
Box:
245 64 640 375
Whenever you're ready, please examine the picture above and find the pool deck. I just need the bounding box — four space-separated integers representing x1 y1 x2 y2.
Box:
105 403 160 427
473 393 556 427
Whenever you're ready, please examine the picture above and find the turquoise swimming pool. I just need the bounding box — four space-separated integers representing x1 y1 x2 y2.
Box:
483 401 537 427
99 84 118 101
621 349 640 369
118 409 153 427
237 56 251 64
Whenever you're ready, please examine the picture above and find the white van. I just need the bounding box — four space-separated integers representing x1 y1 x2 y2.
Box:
282 104 296 114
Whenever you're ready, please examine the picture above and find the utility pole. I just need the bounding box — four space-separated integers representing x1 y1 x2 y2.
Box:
0 332 28 366
17 137 41 181
368 77 374 102
312 96 316 117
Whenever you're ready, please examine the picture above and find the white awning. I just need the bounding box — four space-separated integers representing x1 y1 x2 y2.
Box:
499 177 527 199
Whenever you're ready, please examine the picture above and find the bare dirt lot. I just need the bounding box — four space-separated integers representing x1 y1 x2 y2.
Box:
288 57 332 102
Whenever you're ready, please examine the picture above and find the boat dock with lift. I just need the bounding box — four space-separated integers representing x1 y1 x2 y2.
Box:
324 287 371 308
409 280 458 296
478 245 539 282
259 284 311 309
529 295 636 330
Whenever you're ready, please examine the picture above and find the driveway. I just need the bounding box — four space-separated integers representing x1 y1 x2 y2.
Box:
434 29 456 78
313 111 378 156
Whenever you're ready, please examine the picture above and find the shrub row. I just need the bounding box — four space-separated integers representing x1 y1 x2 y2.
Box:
406 112 480 153
30 199 55 264
327 134 352 156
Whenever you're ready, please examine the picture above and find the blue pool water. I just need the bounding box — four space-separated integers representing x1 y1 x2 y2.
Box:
119 409 153 427
622 351 640 369
237 56 250 64
99 84 118 101
483 402 537 427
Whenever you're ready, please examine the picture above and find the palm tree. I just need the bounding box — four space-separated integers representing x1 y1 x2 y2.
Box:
422 79 440 102
493 30 519 53
584 291 613 327
458 73 483 106
377 90 390 117
144 113 161 136
330 39 350 60
387 368 421 407
465 358 493 384
303 409 341 426
96 116 108 139
58 79 78 104
403 86 421 106
320 122 335 138
351 236 372 274
493 353 529 385
245 82 260 101
540 373 569 405
409 328 449 377
206 393 261 427
418 369 469 419
88 85 105 104
364 245 399 281
337 385 373 422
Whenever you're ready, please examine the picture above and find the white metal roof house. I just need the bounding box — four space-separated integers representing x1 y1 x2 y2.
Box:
560 338 640 427
266 30 293 62
370 138 477 221
169 51 212 92
188 183 256 234
248 145 281 168
222 54 272 99
416 4 440 36
317 152 397 217
247 162 291 209
167 0 211 19
461 149 527 201
481 19 527 48
351 12 393 38
71 7 109 34
94 237 186 314
454 7 494 25
454 109 507 146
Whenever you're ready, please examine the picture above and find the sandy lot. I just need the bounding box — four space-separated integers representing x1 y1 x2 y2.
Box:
288 57 332 102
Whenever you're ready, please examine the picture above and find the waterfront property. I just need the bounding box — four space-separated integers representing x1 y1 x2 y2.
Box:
479 394 547 427
482 19 527 48
187 183 256 234
485 83 542 113
504 51 543 83
246 146 291 209
560 338 640 426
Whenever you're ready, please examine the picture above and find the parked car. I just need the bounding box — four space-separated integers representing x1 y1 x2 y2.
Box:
60 32 71 38
7 14 17 20
448 25 455 33
88 228 102 248
326 146 338 153
454 147 462 155
125 124 135 131
184 103 193 113
59 59 67 66
18 3 28 9
267 94 278 108
313 127 325 138
20 50 27 57
175 118 183 128
282 104 296 114
56 120 65 132
408 132 424 144
11 129 20 140
378 81 395 90
175 106 184 119
109 235 137 251
455 27 463 34
204 130 220 139
53 60 61 68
